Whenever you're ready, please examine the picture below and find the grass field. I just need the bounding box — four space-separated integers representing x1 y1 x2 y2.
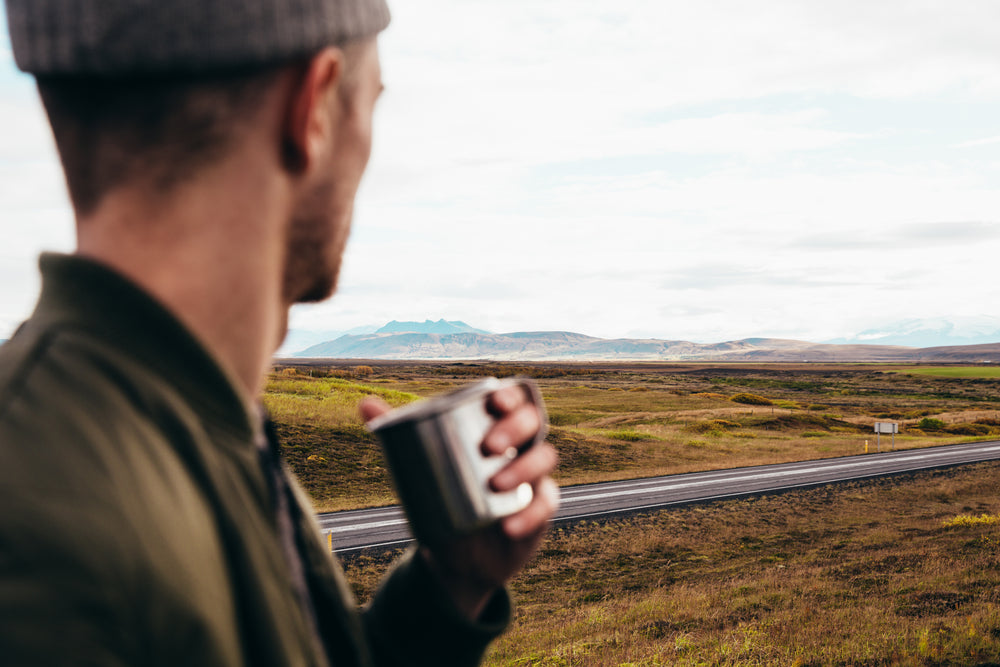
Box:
266 361 1000 512
895 366 1000 379
266 361 1000 664
344 463 1000 665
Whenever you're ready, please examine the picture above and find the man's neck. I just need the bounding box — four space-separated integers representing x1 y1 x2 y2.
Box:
75 165 291 401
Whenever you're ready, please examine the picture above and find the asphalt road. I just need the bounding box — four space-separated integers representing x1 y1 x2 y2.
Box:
320 439 1000 553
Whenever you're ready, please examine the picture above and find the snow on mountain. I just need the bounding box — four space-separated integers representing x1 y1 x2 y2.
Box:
826 316 1000 348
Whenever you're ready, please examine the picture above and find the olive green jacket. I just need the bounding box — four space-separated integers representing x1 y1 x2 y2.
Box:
0 254 508 666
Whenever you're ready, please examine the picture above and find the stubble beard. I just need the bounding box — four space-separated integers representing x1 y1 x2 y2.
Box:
282 178 351 305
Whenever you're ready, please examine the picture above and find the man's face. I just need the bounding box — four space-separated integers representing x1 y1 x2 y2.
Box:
283 39 383 304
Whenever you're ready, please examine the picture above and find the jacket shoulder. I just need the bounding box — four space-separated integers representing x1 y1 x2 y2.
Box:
0 327 244 666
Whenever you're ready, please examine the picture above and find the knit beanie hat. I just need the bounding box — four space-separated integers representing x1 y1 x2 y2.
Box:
5 0 391 75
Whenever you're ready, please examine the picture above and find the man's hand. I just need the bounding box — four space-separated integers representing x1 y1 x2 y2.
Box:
360 384 559 620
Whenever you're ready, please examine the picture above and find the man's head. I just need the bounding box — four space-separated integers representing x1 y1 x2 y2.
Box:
35 67 287 216
282 39 384 304
6 0 389 304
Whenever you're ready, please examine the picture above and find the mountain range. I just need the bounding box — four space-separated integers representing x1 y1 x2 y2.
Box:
288 318 1000 363
824 316 1000 348
277 319 486 356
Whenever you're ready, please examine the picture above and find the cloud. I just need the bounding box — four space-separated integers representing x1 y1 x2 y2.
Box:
3 1 1000 345
794 221 1000 251
892 221 1000 243
375 0 1000 187
956 135 1000 148
658 263 869 291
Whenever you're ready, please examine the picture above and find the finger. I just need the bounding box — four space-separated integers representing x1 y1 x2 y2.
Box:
490 442 558 492
501 477 560 540
482 403 541 456
486 383 530 417
359 395 391 422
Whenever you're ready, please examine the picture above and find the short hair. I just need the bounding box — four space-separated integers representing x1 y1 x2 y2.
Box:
37 65 285 216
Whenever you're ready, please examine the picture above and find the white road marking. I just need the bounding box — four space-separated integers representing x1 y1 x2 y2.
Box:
561 445 1000 504
326 518 408 534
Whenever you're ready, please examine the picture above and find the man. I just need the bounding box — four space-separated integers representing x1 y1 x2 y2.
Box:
0 1 559 665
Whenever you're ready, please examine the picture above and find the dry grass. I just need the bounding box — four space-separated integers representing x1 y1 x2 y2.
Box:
343 464 1000 665
267 362 1000 512
270 362 1000 662
262 373 419 511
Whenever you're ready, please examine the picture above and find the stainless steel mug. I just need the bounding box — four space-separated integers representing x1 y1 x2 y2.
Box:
367 376 548 545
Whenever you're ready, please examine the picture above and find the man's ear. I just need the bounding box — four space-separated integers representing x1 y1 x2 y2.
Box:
281 47 344 174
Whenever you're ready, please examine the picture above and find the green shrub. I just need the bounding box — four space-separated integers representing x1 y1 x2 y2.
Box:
917 417 946 431
943 513 1000 528
686 420 734 435
730 392 773 406
605 428 654 442
945 423 992 436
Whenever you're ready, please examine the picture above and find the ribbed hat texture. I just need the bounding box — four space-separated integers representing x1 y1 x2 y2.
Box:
5 0 391 75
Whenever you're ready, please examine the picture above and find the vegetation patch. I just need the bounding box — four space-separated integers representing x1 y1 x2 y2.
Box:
918 417 947 431
946 422 999 436
685 419 742 435
898 366 1000 379
294 363 1000 662
268 360 1000 507
271 420 395 511
340 464 1000 665
895 591 972 617
546 427 637 473
730 392 773 406
750 412 863 433
604 428 658 442
943 513 1000 528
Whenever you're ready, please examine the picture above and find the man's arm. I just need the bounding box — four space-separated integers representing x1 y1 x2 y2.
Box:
358 384 559 663
361 384 559 618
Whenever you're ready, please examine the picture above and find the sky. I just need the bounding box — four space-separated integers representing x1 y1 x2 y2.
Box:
1 1 999 344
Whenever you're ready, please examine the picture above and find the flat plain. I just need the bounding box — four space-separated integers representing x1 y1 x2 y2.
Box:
266 361 1000 665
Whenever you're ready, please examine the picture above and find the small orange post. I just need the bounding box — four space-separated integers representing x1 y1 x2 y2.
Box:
327 532 333 552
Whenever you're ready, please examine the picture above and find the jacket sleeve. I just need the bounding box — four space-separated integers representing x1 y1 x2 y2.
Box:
362 548 511 667
0 516 137 667
287 467 511 666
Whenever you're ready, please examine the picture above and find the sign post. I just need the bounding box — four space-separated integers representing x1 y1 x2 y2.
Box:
873 422 899 452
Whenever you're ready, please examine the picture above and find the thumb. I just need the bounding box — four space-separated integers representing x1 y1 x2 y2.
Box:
359 395 391 422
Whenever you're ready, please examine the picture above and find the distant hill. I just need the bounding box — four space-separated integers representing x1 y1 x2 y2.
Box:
375 319 490 335
290 330 1000 362
907 342 1000 362
277 325 379 357
825 317 1000 348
